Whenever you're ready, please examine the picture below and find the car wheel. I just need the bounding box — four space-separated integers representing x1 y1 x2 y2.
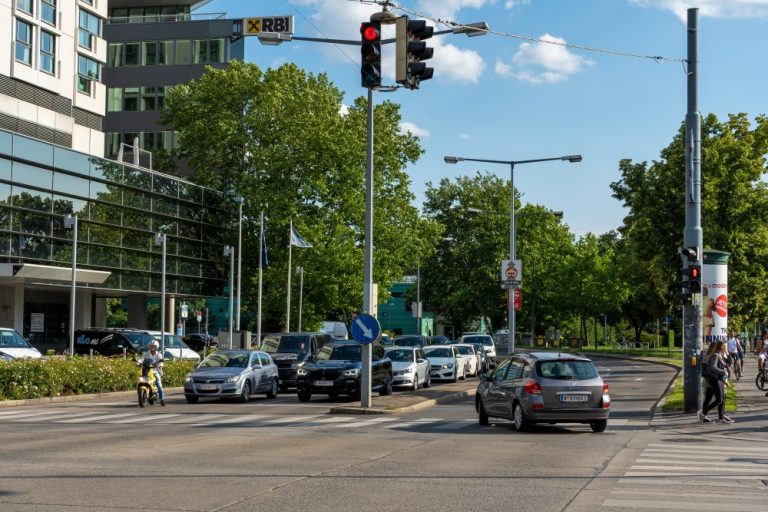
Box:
412 374 419 391
266 378 279 399
297 389 312 402
513 402 529 432
452 369 459 383
239 381 251 403
478 398 489 426
138 388 146 408
590 420 608 433
424 373 431 388
185 395 199 404
380 375 393 396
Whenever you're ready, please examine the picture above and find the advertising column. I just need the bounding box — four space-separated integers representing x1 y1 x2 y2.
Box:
702 250 730 344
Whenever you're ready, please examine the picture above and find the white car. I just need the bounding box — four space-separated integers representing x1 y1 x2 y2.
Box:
385 346 431 390
424 345 466 382
148 332 201 361
453 343 479 377
0 328 42 359
460 334 496 364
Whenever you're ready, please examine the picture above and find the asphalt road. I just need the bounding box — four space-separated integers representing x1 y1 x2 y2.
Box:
1 357 766 512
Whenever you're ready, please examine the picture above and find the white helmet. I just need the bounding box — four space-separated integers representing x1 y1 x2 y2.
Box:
150 340 160 350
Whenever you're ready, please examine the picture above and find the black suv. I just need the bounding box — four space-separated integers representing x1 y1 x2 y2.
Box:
73 328 153 357
182 333 218 352
260 332 331 391
296 341 393 401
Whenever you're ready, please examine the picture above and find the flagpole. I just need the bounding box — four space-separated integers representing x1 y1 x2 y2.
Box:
257 210 264 344
286 219 293 332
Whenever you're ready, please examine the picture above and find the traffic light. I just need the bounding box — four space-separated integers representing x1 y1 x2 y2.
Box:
395 16 434 90
688 264 702 294
360 21 381 88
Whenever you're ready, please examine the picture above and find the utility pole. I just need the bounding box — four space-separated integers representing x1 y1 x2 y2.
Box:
682 7 703 413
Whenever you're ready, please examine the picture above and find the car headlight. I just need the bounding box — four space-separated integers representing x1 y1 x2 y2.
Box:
184 374 193 383
343 368 361 377
442 363 454 369
297 368 309 376
403 366 415 374
225 374 242 383
290 362 304 369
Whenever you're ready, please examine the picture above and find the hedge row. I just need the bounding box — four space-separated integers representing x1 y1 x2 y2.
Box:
0 357 197 401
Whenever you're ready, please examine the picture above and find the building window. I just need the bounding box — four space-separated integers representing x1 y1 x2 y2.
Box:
15 19 32 66
107 43 121 67
40 30 56 74
81 0 94 5
175 40 191 65
123 87 139 111
77 54 99 95
16 0 32 15
193 40 225 64
41 0 56 26
124 42 140 66
142 42 158 65
107 88 122 112
78 9 101 50
159 41 174 65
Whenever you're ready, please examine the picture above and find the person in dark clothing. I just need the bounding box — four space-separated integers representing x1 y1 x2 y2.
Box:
699 340 733 424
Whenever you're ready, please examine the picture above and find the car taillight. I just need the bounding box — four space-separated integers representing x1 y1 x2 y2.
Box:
603 383 609 394
602 382 610 409
523 380 542 394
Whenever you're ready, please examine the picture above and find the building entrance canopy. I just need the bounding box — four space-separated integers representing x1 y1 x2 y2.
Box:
0 264 110 285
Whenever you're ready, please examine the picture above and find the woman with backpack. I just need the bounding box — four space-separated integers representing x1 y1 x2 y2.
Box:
699 340 733 424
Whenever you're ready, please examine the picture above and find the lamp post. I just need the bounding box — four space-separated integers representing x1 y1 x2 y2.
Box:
235 196 244 331
445 154 581 355
224 245 234 348
64 215 77 356
154 233 167 353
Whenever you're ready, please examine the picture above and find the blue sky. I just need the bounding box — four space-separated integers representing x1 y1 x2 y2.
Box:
200 0 768 237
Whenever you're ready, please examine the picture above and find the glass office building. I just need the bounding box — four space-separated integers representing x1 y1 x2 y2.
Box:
0 128 231 348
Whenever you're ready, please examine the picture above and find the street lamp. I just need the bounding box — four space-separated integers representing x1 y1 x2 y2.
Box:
64 215 77 356
154 232 167 353
445 154 581 355
224 245 234 348
235 196 244 331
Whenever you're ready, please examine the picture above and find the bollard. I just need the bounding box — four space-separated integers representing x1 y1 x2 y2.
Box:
89 348 93 360
123 347 127 359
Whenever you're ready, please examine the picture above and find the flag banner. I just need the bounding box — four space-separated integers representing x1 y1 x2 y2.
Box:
290 225 313 248
260 222 269 267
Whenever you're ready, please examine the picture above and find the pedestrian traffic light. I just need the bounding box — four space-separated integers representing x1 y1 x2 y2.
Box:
360 21 381 88
688 264 702 294
395 16 434 90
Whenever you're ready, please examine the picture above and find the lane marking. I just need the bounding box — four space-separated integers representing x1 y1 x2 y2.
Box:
58 413 138 423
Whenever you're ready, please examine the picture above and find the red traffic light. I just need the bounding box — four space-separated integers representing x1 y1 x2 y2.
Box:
360 23 379 42
689 266 700 279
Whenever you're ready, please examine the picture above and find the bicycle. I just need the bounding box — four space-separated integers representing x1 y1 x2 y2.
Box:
756 367 767 391
731 355 742 382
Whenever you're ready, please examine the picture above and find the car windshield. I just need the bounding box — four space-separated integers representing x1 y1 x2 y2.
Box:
261 335 309 354
161 335 189 349
199 352 249 368
471 344 485 354
537 360 599 380
455 346 473 355
386 349 414 362
0 331 31 348
424 347 452 358
463 335 493 346
428 336 449 344
123 332 152 349
315 345 361 362
394 337 422 347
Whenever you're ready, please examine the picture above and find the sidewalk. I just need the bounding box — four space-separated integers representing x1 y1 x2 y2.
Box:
330 379 478 415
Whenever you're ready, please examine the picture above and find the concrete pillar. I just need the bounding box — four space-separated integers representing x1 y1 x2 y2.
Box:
93 297 107 327
76 290 92 330
167 296 175 333
127 294 147 329
13 284 24 332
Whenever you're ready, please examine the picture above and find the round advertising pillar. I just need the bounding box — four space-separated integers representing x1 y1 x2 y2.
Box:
703 250 729 344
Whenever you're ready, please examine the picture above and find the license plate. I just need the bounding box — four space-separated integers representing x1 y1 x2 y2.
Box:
198 384 218 391
560 394 588 403
314 380 334 387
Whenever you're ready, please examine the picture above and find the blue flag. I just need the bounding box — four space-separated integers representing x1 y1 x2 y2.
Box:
290 225 313 248
260 222 269 268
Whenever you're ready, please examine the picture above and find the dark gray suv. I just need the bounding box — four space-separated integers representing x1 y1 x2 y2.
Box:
475 352 610 432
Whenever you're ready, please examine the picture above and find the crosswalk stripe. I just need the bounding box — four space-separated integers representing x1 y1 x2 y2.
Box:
58 413 138 423
302 416 352 425
636 458 767 468
9 411 97 422
333 417 399 428
617 478 759 488
647 443 768 455
639 452 768 461
630 464 763 473
610 489 767 500
0 410 69 420
106 414 181 424
624 472 763 479
260 415 322 424
160 414 228 424
602 499 762 511
196 414 271 425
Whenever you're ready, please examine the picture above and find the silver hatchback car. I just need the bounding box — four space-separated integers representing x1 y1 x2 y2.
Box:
183 350 279 403
475 352 610 432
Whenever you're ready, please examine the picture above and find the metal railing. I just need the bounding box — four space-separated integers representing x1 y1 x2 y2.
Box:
107 12 226 25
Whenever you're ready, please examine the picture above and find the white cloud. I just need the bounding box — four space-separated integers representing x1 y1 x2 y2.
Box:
339 103 349 116
433 40 486 83
504 0 531 8
417 0 492 20
629 0 768 20
496 34 595 84
400 122 430 138
458 133 470 139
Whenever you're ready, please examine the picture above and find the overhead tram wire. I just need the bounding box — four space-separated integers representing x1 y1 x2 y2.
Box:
357 0 686 64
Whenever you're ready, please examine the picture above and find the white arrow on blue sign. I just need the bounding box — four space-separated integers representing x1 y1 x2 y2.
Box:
350 314 381 345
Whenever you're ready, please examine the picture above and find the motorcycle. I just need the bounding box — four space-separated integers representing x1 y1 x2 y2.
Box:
137 359 159 407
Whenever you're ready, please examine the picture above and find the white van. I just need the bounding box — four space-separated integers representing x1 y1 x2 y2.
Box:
320 321 348 340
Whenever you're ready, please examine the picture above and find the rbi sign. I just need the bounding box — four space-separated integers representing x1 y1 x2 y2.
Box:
245 16 293 34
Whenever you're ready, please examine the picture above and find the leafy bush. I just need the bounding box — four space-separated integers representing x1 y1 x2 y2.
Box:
0 357 196 400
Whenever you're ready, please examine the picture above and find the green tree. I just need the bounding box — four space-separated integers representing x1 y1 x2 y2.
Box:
160 61 439 331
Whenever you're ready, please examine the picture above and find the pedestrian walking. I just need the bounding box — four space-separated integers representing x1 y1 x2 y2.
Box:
699 340 733 424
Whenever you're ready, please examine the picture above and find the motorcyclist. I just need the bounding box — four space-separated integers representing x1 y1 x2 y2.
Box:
142 340 165 406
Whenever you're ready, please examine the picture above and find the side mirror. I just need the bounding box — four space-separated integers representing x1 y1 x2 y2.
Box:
417 358 426 364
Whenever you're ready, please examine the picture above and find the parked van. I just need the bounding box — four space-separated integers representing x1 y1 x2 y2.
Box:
259 332 332 390
320 321 349 341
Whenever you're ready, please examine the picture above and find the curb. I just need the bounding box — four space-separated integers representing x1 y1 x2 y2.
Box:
330 388 475 415
0 387 185 408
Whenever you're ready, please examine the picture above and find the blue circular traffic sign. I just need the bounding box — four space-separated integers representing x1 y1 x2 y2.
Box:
350 314 381 344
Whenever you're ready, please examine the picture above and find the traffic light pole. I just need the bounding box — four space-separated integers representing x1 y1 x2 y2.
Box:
361 86 374 408
682 8 703 414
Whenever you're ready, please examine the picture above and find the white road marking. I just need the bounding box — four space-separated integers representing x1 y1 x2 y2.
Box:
58 413 138 423
333 417 399 428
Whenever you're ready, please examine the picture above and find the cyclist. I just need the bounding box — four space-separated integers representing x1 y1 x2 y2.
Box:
726 331 741 378
758 331 768 373
735 333 745 375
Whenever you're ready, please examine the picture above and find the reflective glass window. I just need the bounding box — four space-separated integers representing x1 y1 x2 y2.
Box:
110 8 127 23
16 0 32 14
89 245 120 267
13 163 52 189
153 175 177 198
122 167 150 191
15 19 32 66
53 147 90 177
52 173 89 198
0 158 11 181
123 87 138 111
121 250 149 271
78 9 100 50
175 40 191 64
0 131 11 154
107 43 121 67
193 40 207 64
41 0 56 26
142 42 157 65
122 271 149 291
128 7 143 23
121 229 149 251
13 135 54 166
210 39 224 63
124 43 140 66
40 31 56 74
158 41 173 65
90 160 122 183
107 88 122 112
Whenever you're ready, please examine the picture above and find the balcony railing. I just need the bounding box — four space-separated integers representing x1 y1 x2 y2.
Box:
107 12 227 25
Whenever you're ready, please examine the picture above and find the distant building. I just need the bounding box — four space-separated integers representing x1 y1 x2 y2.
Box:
378 278 434 337
102 0 244 172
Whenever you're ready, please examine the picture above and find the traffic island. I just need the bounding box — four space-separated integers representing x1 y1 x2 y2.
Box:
329 379 478 415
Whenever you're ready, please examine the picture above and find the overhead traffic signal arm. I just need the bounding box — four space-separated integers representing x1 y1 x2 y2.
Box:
395 16 434 90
